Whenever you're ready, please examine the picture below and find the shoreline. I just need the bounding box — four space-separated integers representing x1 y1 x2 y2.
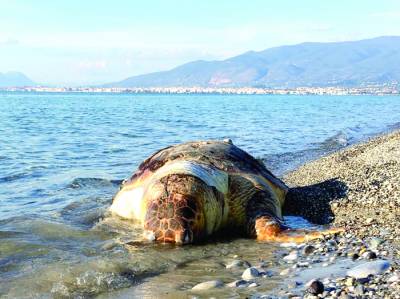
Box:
284 128 400 243
276 129 400 298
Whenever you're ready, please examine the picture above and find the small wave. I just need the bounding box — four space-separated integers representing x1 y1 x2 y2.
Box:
0 230 25 238
261 130 353 176
387 121 400 130
317 131 349 151
0 172 28 183
119 133 142 138
283 216 321 230
67 178 123 189
60 200 107 226
261 148 316 176
102 148 127 154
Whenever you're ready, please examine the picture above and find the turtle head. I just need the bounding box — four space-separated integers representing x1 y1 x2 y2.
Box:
143 192 204 244
142 174 224 244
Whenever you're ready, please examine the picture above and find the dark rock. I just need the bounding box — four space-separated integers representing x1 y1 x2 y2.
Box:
307 280 324 295
302 245 316 256
350 253 359 260
364 251 377 260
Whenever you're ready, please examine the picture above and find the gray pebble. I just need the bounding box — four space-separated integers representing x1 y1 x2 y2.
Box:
368 237 384 249
242 267 259 280
354 284 365 296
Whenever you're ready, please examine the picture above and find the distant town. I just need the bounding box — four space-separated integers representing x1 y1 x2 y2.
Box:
1 84 399 96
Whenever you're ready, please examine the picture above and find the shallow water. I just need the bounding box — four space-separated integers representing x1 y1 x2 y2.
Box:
1 92 400 298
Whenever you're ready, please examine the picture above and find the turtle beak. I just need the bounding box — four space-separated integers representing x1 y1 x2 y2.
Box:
143 225 194 244
174 229 193 244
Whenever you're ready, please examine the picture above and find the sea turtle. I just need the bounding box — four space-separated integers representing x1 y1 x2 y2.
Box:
110 140 341 244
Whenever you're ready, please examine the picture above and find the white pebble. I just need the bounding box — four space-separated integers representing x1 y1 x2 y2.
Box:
242 267 260 280
280 268 291 276
225 260 243 269
388 273 400 283
283 252 298 262
192 280 223 291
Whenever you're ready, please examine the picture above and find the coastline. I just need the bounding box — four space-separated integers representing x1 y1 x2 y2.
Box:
275 129 400 298
1 85 399 96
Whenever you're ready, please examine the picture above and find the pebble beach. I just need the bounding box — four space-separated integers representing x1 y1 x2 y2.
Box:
189 130 400 299
280 129 400 298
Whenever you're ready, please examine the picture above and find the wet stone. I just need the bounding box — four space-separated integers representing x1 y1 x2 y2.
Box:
226 280 248 288
283 251 298 262
306 279 324 295
261 270 274 277
242 267 260 280
225 259 244 269
326 240 337 248
350 253 359 260
354 284 365 296
192 280 223 291
302 245 316 256
280 268 292 276
356 277 370 284
362 251 377 260
287 281 301 288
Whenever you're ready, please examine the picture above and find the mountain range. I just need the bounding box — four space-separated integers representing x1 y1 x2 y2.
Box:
0 72 36 88
107 36 400 88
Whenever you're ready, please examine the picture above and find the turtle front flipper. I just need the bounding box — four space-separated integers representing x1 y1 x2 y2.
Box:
254 215 344 243
244 185 343 243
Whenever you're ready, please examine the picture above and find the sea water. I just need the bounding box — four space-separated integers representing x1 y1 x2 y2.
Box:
1 92 399 297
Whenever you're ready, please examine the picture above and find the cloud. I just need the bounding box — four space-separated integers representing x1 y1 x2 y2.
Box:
370 11 400 18
0 37 19 46
77 60 108 71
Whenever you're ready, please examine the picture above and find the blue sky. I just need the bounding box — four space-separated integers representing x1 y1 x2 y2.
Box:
1 0 400 85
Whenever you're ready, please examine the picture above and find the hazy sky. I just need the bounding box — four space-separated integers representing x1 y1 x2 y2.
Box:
1 0 400 85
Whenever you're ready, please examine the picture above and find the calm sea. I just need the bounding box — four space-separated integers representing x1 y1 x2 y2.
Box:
0 92 399 297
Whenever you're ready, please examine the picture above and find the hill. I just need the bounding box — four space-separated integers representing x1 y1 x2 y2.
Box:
107 36 400 88
0 72 36 88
